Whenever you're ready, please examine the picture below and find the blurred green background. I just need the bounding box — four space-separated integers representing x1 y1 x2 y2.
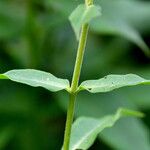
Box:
0 0 150 149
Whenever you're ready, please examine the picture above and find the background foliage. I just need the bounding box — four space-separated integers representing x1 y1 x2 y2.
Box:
0 0 150 149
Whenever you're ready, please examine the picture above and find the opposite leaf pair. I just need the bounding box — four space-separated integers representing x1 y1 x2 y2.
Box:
0 70 148 150
1 69 150 94
0 1 149 150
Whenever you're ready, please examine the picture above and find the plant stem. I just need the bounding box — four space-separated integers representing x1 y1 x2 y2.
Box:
63 0 93 150
63 24 89 150
62 94 76 150
71 24 89 93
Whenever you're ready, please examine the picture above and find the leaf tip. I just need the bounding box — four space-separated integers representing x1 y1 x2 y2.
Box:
118 108 145 118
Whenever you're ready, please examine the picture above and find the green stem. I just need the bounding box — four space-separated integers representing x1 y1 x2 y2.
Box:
63 94 76 150
71 24 89 93
63 0 93 150
63 24 89 150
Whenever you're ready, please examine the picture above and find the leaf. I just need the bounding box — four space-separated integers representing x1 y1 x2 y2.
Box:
69 4 101 40
58 92 150 150
79 74 150 93
92 20 150 57
116 23 150 57
47 0 150 55
0 69 70 92
91 0 150 56
69 108 143 150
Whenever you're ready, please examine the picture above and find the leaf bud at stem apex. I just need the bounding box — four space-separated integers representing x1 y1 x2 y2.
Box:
85 0 94 6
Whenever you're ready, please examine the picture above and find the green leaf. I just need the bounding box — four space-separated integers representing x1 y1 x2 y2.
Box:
69 4 101 40
79 74 150 93
0 69 70 92
69 108 143 150
116 24 150 57
58 91 150 150
91 0 150 56
48 0 150 55
92 20 150 57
